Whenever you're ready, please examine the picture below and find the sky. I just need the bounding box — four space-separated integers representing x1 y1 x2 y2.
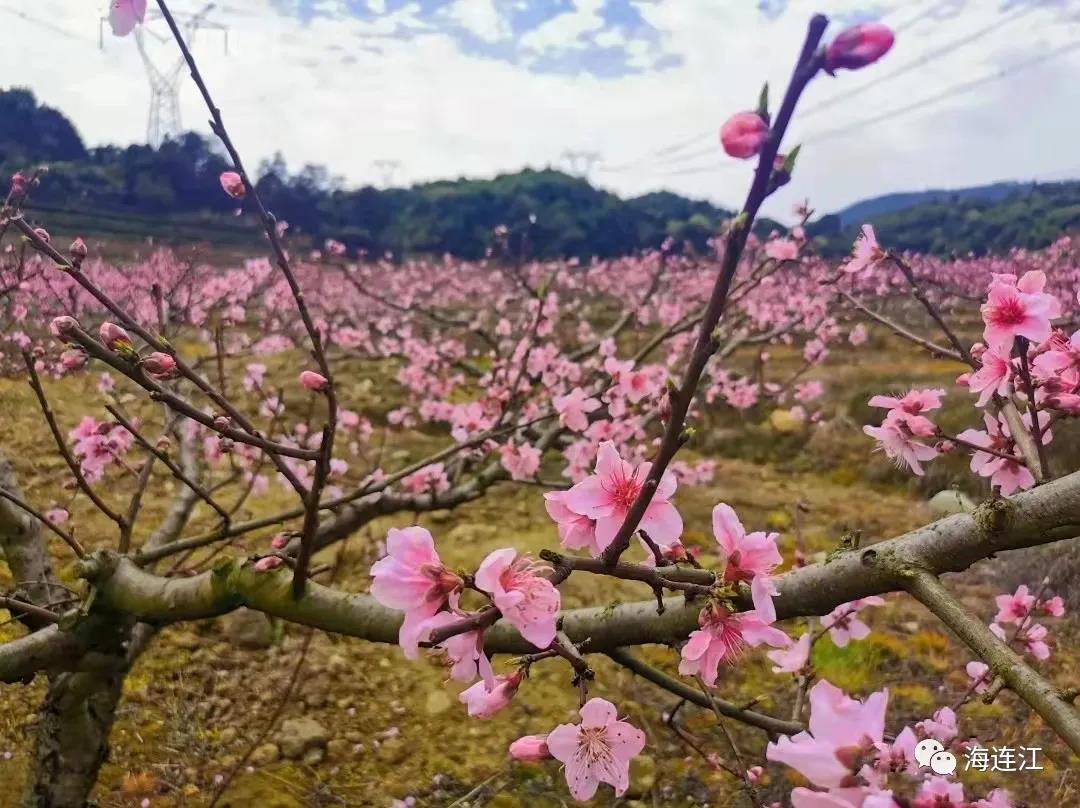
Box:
2 0 1079 220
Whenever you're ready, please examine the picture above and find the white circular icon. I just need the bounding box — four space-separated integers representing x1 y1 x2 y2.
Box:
929 750 957 775
913 738 944 768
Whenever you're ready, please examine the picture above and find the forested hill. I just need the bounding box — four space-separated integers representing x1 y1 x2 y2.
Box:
0 88 738 258
4 87 1080 259
808 180 1080 257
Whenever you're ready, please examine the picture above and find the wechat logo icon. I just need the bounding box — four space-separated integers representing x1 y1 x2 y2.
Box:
914 739 957 775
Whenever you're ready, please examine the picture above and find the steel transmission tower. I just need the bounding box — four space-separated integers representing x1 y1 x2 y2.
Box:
560 149 602 179
373 159 402 187
101 4 228 147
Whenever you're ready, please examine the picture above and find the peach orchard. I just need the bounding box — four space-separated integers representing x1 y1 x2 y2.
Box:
0 3 1078 807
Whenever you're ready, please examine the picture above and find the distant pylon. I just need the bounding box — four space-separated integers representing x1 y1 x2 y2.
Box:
101 4 228 147
373 159 401 187
561 149 602 179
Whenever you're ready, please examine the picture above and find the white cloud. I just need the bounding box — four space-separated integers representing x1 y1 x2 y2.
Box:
519 0 606 50
446 0 509 43
2 0 1078 220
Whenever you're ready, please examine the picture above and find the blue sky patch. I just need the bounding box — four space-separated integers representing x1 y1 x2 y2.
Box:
273 0 682 77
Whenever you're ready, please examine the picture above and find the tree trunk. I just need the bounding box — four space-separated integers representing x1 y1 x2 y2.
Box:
3 429 205 805
24 668 125 808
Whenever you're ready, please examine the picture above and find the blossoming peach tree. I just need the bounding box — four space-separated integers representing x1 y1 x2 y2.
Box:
0 3 1077 806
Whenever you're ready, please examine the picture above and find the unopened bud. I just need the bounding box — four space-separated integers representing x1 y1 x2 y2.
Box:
935 440 957 454
220 438 235 454
9 172 27 196
254 555 284 572
155 436 172 452
99 321 133 352
219 171 246 200
720 111 768 159
825 23 894 74
69 238 88 261
299 370 329 392
141 351 178 380
212 415 231 431
508 735 551 762
32 227 50 243
50 315 79 339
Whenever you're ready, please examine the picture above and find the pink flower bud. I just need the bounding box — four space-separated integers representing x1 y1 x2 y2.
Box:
509 735 551 762
60 349 87 371
270 534 289 550
33 227 50 243
219 171 246 200
50 316 79 339
10 172 27 196
299 370 329 392
746 765 764 785
99 321 132 351
254 556 284 572
156 436 172 452
141 352 178 379
825 23 894 74
212 415 231 431
720 112 768 159
935 440 957 454
69 238 88 260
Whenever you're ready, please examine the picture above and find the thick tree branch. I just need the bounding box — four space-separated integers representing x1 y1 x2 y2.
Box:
901 567 1080 756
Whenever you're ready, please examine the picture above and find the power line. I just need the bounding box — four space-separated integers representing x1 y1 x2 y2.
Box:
598 0 950 173
635 38 1080 180
801 39 1080 145
799 2 1039 119
600 2 1045 177
0 4 94 43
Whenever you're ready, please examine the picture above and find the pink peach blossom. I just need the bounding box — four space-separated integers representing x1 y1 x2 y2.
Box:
563 441 682 553
843 225 886 274
980 271 1059 351
474 548 560 649
109 0 146 36
862 419 937 476
968 348 1013 407
820 597 884 648
369 526 463 657
955 414 1039 495
911 777 965 808
553 387 601 432
867 388 945 415
459 670 522 719
546 698 646 802
419 611 494 685
499 443 542 481
994 585 1035 624
966 661 990 693
766 238 799 261
543 490 601 556
768 633 812 674
679 592 789 687
712 502 782 610
766 679 888 789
